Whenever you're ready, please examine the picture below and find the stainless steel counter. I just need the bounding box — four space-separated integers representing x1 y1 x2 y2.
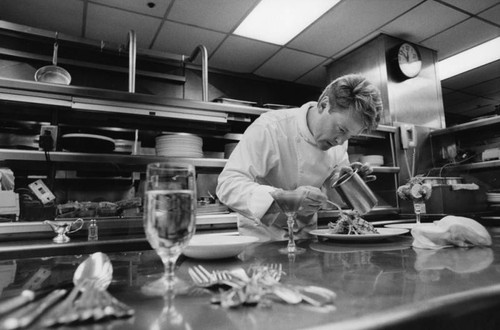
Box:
1 227 499 329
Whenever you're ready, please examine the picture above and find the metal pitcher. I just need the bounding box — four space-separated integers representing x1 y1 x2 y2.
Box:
331 170 378 215
44 218 84 243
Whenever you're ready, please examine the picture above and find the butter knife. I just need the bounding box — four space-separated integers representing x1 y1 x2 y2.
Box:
0 290 35 316
0 289 67 330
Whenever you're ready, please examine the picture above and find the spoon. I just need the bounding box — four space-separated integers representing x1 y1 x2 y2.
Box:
42 252 114 326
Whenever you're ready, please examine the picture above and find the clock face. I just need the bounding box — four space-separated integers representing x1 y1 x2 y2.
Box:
397 43 422 78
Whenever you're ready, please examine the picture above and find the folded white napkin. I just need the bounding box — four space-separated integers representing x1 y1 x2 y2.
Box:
411 215 492 249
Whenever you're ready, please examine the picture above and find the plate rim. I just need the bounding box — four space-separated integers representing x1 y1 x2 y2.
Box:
309 227 408 240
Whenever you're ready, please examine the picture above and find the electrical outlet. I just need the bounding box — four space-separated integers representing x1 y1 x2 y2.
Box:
39 125 58 151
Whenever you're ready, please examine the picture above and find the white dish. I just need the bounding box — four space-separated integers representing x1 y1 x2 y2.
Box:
361 155 384 166
310 239 412 253
183 234 259 259
384 223 435 230
309 228 409 241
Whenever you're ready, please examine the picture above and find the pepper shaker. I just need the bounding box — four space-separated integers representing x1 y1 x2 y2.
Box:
88 219 98 241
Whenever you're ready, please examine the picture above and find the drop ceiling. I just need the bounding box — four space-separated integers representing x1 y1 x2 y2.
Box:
0 0 499 123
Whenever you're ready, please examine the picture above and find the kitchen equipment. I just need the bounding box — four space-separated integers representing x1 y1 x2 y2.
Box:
60 133 115 153
213 98 257 107
331 170 378 215
263 103 295 109
34 33 71 85
421 176 464 186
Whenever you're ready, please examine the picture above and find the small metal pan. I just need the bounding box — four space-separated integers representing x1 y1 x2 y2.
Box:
35 34 71 85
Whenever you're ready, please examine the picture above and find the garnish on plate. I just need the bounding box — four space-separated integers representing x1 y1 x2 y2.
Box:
328 211 378 235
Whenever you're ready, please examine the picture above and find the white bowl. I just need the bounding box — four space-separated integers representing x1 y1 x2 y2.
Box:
361 155 384 166
183 234 259 259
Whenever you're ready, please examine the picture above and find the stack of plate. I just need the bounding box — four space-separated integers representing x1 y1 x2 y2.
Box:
486 191 500 209
155 133 203 158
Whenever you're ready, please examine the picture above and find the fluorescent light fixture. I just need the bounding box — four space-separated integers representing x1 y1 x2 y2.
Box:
439 36 500 80
234 0 340 45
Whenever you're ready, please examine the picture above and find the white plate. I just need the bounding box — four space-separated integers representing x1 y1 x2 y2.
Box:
309 228 409 241
384 223 435 230
310 239 412 253
183 234 259 259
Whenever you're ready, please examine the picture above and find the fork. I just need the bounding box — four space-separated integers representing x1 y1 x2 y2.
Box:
188 265 241 289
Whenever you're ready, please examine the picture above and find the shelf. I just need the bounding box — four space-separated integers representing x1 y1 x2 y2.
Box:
434 160 500 171
0 149 227 168
430 115 500 137
0 213 237 235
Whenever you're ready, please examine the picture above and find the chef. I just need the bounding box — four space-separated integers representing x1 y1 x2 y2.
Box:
216 73 383 241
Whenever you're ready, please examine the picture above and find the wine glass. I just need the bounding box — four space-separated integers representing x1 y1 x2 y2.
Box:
269 190 307 254
142 161 197 296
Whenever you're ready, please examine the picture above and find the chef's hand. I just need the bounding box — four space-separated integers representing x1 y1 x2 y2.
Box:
339 162 377 182
295 186 327 217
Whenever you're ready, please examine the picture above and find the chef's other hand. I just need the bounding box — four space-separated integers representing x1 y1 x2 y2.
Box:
340 162 377 182
295 186 327 217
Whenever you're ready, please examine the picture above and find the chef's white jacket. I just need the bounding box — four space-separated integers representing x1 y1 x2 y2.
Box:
216 102 350 241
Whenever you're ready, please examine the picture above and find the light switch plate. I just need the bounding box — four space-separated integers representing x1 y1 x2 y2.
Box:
28 179 56 204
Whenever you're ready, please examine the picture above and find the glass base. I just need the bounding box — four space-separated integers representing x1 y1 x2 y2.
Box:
141 275 191 296
278 246 306 254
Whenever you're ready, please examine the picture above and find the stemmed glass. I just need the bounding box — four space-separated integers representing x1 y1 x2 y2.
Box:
142 161 197 296
269 190 307 254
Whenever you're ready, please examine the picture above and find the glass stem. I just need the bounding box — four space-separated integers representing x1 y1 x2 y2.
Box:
162 255 178 292
286 214 296 253
413 200 422 224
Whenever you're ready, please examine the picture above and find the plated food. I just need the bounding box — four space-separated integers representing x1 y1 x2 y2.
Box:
309 228 408 241
327 212 379 235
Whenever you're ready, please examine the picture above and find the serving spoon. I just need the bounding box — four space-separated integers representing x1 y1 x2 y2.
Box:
43 252 132 326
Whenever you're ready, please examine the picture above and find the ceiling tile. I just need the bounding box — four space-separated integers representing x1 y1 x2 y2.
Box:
86 3 161 48
479 4 500 25
210 36 280 73
153 21 226 57
451 96 497 115
443 90 478 107
0 0 84 37
254 48 327 82
289 0 422 57
441 60 500 90
381 1 468 43
90 0 172 18
422 18 500 59
295 64 329 87
167 0 259 33
485 90 500 100
465 77 500 97
439 0 500 14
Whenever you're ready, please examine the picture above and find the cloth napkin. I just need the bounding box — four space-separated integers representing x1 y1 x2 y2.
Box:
411 215 492 249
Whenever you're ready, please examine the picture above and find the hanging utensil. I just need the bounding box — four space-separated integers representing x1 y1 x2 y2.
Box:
34 32 71 85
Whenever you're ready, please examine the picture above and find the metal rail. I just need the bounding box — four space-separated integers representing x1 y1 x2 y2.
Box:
185 45 209 102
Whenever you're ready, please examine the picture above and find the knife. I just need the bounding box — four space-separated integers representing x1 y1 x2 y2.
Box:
0 282 72 316
0 289 67 330
0 290 35 316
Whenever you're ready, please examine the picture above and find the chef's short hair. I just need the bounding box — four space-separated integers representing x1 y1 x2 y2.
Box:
319 73 383 132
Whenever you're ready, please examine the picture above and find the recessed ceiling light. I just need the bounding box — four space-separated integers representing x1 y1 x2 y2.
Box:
234 0 340 45
439 36 500 80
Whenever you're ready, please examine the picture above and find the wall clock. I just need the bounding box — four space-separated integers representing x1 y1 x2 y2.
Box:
396 43 422 78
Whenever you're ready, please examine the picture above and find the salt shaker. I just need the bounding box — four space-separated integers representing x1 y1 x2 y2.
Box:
88 219 98 241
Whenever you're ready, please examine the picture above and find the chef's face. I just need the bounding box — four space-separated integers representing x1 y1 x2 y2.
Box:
312 97 365 151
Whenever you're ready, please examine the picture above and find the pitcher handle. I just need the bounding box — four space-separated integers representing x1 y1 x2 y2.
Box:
68 218 84 234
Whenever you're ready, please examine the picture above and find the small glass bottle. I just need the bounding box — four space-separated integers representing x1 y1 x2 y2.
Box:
88 219 98 241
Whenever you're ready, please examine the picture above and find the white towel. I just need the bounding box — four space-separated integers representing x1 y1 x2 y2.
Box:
411 215 492 249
